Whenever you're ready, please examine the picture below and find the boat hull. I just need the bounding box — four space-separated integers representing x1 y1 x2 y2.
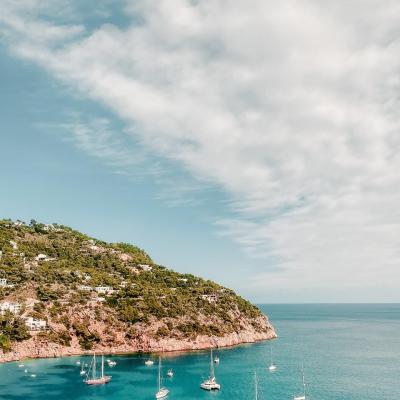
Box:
85 376 112 385
156 388 169 399
200 382 221 391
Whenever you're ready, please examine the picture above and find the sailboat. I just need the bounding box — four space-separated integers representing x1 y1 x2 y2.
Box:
80 361 87 376
84 353 112 385
268 347 277 372
155 356 169 399
293 365 306 400
200 349 221 391
167 368 174 377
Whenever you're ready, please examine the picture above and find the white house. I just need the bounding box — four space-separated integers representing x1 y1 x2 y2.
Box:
78 285 93 292
35 254 54 262
9 240 18 250
178 278 188 283
0 301 21 315
138 264 152 271
0 278 14 288
24 317 47 331
201 294 219 303
95 286 114 295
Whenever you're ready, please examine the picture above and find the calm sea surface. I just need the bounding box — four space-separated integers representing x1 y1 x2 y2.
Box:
1 304 400 400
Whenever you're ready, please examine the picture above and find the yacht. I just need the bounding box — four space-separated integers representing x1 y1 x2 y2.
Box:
155 356 170 399
84 353 112 385
200 349 221 391
293 365 306 400
268 347 277 372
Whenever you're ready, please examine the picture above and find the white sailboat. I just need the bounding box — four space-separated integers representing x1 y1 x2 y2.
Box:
145 359 154 366
167 368 174 377
200 349 221 391
293 365 306 400
107 359 117 367
80 361 86 376
84 353 112 385
214 356 220 364
268 347 277 372
155 356 169 399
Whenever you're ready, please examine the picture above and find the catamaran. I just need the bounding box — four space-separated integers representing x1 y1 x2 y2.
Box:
293 365 306 400
268 347 277 372
200 349 221 391
155 356 169 399
84 353 112 385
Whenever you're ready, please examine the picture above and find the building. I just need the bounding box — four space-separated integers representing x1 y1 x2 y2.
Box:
138 264 152 271
95 286 114 295
78 285 93 292
201 294 219 303
24 317 47 331
9 240 18 250
13 221 25 227
0 301 21 315
35 254 55 262
0 278 14 288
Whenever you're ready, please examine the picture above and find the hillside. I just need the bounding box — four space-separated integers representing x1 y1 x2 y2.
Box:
0 219 276 362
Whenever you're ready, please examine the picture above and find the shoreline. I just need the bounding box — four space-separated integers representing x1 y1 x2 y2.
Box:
0 328 277 364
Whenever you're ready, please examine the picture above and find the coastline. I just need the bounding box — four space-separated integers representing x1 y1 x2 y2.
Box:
0 320 277 364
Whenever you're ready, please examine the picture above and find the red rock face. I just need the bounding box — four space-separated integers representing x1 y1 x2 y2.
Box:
0 316 277 363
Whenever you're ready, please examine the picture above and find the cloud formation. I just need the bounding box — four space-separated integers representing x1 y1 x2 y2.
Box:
1 0 400 300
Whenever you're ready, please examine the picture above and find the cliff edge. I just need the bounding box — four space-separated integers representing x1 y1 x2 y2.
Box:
0 219 276 362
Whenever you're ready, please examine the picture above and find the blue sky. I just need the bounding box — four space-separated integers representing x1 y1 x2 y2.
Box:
1 1 400 303
0 34 270 302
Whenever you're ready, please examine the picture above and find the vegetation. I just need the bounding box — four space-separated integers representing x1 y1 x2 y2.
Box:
0 219 268 352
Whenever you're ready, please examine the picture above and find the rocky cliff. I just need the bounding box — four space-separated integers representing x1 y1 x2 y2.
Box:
0 219 276 362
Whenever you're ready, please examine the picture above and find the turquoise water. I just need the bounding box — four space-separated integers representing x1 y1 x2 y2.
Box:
1 304 400 399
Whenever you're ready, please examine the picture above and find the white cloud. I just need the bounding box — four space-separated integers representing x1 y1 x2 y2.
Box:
1 0 400 300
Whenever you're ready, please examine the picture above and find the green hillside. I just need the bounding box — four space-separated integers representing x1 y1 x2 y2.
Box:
0 219 272 354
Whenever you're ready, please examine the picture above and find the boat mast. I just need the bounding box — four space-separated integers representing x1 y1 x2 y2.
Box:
254 372 258 400
270 347 273 365
158 356 161 391
93 353 96 380
301 364 306 398
210 349 215 379
101 354 104 379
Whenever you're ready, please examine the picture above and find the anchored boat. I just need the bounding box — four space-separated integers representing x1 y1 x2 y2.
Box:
200 349 221 391
84 353 112 385
268 346 277 372
155 356 169 399
293 365 306 400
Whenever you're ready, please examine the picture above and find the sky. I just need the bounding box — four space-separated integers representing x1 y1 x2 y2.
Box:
1 0 400 303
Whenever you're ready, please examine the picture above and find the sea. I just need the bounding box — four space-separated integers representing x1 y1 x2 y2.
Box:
1 303 399 400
